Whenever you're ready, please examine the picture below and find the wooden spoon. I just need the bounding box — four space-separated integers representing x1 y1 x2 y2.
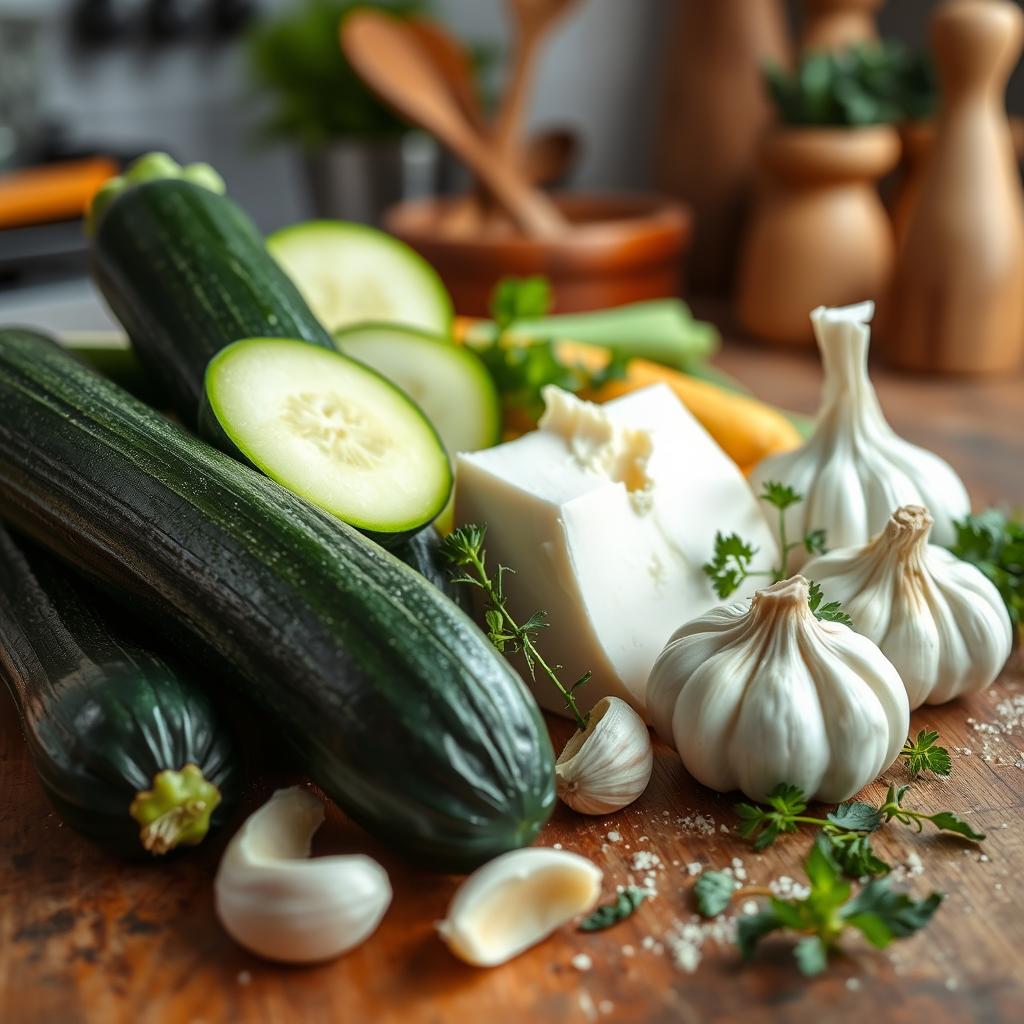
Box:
406 18 486 132
443 127 580 236
494 0 582 167
342 11 567 239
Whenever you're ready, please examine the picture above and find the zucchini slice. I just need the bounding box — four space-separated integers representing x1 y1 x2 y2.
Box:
268 220 453 335
0 523 237 858
334 323 501 456
204 338 452 542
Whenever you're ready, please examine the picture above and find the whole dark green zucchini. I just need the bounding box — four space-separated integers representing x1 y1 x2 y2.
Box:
0 523 236 858
0 329 554 869
90 157 334 426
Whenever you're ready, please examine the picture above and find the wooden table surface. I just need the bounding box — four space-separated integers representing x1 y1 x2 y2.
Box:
2 335 1023 1024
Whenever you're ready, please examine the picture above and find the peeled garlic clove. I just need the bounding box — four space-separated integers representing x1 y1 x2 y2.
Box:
749 302 970 568
803 505 1013 708
555 696 653 814
438 848 602 967
215 787 392 964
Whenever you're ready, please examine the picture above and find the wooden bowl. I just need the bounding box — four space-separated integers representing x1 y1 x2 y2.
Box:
383 193 691 316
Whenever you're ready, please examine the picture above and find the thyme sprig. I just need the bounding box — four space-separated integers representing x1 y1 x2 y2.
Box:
441 524 591 731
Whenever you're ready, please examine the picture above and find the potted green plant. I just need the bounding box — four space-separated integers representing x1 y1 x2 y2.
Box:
245 0 436 223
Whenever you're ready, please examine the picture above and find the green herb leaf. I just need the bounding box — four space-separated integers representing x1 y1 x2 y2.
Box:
804 528 828 555
827 801 883 833
694 871 737 918
736 906 785 961
491 276 553 330
826 833 891 879
949 508 1024 634
901 729 952 778
736 783 808 850
807 581 853 626
879 783 985 842
760 481 804 511
841 882 944 943
578 886 648 932
702 532 760 599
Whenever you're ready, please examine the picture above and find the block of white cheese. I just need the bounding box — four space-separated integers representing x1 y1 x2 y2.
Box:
454 384 778 720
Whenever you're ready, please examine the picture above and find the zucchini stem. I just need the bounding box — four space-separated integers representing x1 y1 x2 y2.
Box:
130 763 222 855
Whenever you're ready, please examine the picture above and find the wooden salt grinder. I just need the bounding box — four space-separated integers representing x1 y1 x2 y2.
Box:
877 0 1024 374
800 0 882 54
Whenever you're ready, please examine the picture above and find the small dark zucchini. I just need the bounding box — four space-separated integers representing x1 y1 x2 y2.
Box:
0 523 237 858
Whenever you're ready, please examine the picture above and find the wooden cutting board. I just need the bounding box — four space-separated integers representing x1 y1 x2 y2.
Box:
1 339 1022 1024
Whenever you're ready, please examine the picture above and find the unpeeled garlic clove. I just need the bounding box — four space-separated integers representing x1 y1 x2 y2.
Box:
555 696 653 814
214 787 392 964
438 848 603 967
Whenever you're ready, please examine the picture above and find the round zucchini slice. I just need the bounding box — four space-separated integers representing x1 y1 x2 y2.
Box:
203 338 452 543
267 220 453 335
334 323 501 456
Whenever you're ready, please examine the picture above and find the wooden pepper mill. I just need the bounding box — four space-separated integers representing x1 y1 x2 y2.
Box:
877 0 1024 374
800 0 882 54
654 0 790 293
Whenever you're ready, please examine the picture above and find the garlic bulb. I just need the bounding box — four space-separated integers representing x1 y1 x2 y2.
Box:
215 787 392 964
438 848 602 967
749 302 970 568
646 576 909 803
804 505 1012 709
555 696 654 814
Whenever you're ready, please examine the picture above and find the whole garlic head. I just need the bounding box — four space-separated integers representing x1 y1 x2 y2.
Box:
215 787 392 964
749 302 970 568
646 576 909 803
438 848 602 967
555 696 653 815
803 505 1013 709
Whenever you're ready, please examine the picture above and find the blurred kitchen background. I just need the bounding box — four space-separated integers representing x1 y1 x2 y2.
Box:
2 0 1023 341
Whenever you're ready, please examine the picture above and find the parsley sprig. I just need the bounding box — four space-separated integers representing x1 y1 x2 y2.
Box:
473 277 629 418
703 482 850 625
735 779 984 875
441 523 591 731
949 508 1023 635
901 729 952 778
736 836 943 976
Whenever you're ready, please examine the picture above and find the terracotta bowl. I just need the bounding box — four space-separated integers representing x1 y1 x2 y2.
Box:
383 193 692 317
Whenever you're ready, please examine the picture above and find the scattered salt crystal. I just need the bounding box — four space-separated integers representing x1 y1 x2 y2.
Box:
621 944 635 957
606 831 622 843
741 900 759 916
598 1000 614 1016
553 843 562 850
906 851 924 876
846 977 862 991
631 851 661 873
686 862 703 876
571 953 593 972
979 853 990 863
945 978 959 991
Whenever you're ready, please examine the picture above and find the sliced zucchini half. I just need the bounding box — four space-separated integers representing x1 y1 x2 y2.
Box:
203 338 452 543
334 323 501 457
267 220 453 335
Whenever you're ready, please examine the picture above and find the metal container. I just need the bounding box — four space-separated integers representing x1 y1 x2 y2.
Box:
304 131 440 226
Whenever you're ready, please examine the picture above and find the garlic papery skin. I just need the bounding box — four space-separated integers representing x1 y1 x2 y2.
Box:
438 848 602 967
215 787 392 964
803 505 1013 709
555 696 654 814
646 576 909 804
749 302 970 568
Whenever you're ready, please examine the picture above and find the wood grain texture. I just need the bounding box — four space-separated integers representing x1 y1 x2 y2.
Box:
2 340 1023 1024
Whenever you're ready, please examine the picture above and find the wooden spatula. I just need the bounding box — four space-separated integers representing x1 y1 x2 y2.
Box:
342 11 567 239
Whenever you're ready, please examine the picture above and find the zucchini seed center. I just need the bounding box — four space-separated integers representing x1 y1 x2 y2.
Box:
281 391 392 468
